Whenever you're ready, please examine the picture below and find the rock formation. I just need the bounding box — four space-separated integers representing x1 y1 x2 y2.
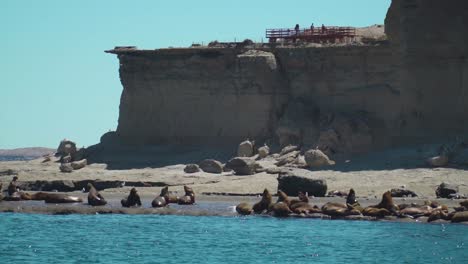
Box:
103 0 468 156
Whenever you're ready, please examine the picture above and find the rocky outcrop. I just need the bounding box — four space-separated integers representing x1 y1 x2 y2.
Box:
225 157 259 175
277 169 327 197
104 0 468 154
304 149 335 168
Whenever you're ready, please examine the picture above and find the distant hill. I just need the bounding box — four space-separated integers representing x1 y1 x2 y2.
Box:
0 147 55 158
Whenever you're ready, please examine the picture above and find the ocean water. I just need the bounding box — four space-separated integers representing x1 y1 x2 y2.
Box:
0 213 466 264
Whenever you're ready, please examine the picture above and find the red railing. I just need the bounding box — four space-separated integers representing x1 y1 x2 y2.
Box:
266 26 356 43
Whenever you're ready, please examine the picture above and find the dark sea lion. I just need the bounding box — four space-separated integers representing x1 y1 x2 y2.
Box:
346 188 358 205
8 176 19 196
178 185 195 205
459 200 468 209
252 188 273 214
121 188 142 207
152 187 168 208
87 183 107 206
0 183 3 201
236 202 253 215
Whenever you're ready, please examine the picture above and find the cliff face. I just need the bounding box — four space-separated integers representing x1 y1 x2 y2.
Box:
386 0 468 141
115 49 288 145
107 0 468 154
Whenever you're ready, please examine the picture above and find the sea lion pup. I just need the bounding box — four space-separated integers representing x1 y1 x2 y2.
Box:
236 203 253 215
87 183 107 206
362 191 399 217
178 185 195 205
290 192 321 214
121 188 142 207
252 188 273 214
152 186 169 208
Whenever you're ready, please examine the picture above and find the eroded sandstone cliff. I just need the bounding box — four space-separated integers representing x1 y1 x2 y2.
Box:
106 0 468 156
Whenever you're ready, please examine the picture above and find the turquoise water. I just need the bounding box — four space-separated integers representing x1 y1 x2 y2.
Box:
0 213 466 264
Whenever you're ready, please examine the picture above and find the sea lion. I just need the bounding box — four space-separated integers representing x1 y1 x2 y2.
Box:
87 183 107 206
178 185 195 205
152 187 169 208
362 191 399 217
451 211 468 223
236 202 253 215
121 188 142 207
8 176 19 196
269 202 292 217
43 193 83 203
321 202 360 217
276 190 291 206
0 183 3 201
290 192 321 214
252 188 272 214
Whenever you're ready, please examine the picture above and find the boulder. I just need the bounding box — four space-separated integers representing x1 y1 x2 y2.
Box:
184 164 200 173
390 188 418 197
427 155 449 167
71 159 87 170
277 168 327 197
199 159 223 174
436 182 459 198
304 149 335 168
226 157 259 175
237 140 254 157
280 145 299 156
257 145 270 159
71 148 86 161
57 139 77 156
59 163 73 173
275 150 300 167
60 154 72 163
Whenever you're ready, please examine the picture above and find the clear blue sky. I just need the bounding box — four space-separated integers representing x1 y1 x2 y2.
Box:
1 0 391 149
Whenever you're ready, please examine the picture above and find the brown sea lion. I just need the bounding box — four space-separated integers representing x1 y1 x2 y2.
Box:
152 187 169 208
121 188 142 207
163 186 179 204
252 188 272 214
43 193 83 203
290 192 321 214
236 202 253 215
87 183 107 206
451 211 468 223
322 202 360 217
362 191 399 217
269 202 292 217
276 190 291 206
178 186 195 205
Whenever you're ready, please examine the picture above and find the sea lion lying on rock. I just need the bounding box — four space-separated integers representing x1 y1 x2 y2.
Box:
87 183 107 206
321 202 361 217
178 186 195 205
152 187 169 208
289 192 321 214
362 191 399 217
268 190 293 217
451 211 468 223
236 203 253 215
121 188 142 207
252 189 273 214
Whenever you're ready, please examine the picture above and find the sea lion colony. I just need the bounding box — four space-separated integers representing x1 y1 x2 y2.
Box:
1 176 467 223
236 188 468 223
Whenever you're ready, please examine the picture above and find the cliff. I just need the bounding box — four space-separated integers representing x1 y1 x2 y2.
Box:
105 0 468 156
